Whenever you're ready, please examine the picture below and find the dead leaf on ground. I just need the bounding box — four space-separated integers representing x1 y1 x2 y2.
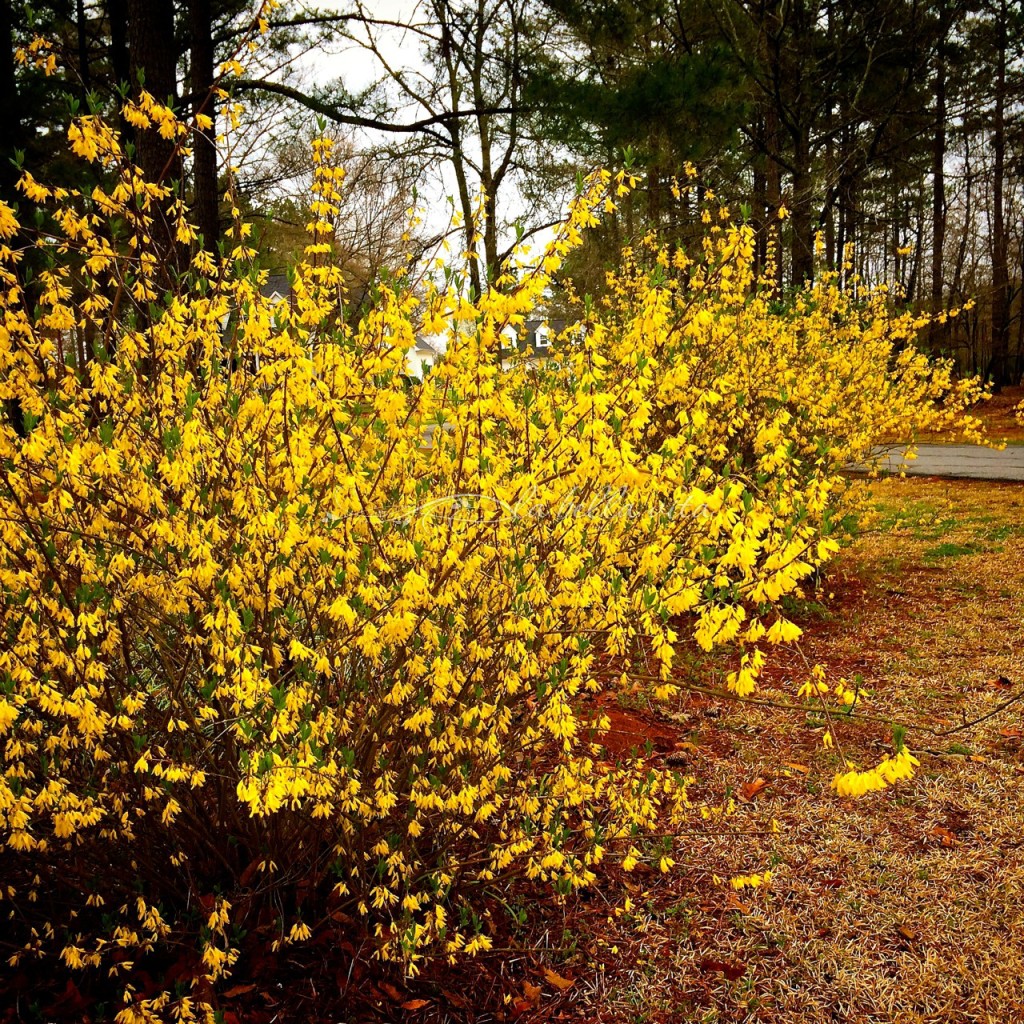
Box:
442 988 470 1009
522 979 543 1006
380 981 406 1003
238 859 260 888
401 999 430 1011
698 958 746 980
724 892 750 914
739 778 770 801
988 676 1013 690
929 826 957 847
542 968 574 991
223 983 257 999
897 925 917 941
782 761 810 775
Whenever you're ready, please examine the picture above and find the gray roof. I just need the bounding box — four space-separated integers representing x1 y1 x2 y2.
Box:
261 273 290 299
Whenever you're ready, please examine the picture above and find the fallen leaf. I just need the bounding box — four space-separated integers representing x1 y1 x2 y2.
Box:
1000 727 1022 738
970 754 987 763
674 741 700 753
897 925 916 941
522 980 542 1007
988 676 1013 690
782 761 810 775
442 988 470 1009
239 859 261 888
724 892 750 914
542 968 574 991
223 984 257 999
739 778 770 801
698 958 746 980
401 999 430 1011
45 979 87 1014
380 982 405 1003
929 826 956 847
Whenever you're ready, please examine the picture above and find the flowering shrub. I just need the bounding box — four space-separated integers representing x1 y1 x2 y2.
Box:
0 98 984 1018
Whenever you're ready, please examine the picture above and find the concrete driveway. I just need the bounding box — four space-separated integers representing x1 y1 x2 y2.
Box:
859 444 1024 482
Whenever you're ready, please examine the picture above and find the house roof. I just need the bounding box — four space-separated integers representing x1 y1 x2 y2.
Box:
500 318 567 355
261 273 290 299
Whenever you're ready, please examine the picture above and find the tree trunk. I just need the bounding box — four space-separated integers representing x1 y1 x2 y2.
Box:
0 0 23 209
0 0 26 433
790 128 814 287
189 0 218 250
989 0 1010 388
930 27 947 357
108 0 130 88
752 114 767 277
75 0 91 96
129 0 178 174
128 0 180 276
765 105 783 291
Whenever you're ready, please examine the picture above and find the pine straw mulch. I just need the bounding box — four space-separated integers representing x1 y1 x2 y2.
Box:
8 477 1024 1024
915 384 1024 444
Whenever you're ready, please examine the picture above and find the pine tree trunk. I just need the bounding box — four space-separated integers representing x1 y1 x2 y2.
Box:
930 29 947 357
752 115 767 277
108 0 130 87
791 128 814 287
189 0 218 250
990 0 1010 387
0 0 27 433
0 0 21 209
128 0 180 276
765 106 783 292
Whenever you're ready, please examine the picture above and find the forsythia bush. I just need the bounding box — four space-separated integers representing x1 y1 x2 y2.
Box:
0 99 983 1017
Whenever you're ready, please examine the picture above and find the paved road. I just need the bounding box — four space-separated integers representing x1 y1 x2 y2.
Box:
425 427 1024 482
856 444 1024 482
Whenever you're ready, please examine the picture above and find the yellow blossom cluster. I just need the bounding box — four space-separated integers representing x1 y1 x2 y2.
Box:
833 749 921 798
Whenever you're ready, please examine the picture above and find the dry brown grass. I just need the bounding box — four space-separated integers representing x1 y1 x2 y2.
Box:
549 477 1024 1024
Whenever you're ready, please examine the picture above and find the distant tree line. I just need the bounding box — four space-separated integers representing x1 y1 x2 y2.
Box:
3 0 1022 383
